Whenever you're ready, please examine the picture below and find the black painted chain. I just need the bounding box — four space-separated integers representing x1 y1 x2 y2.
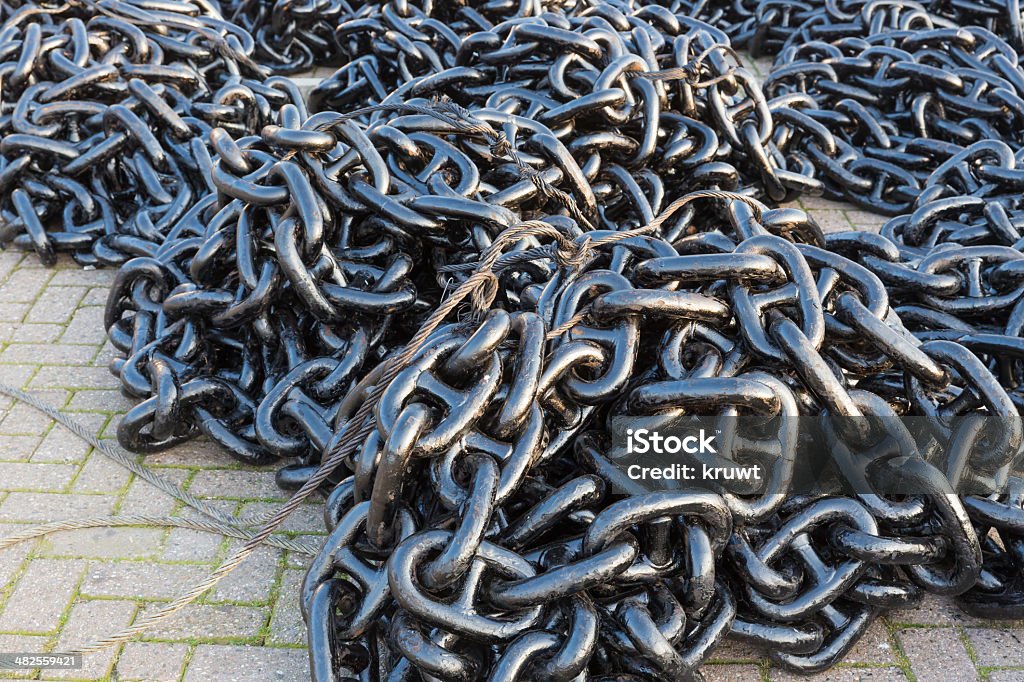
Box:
3 0 1024 677
0 0 305 266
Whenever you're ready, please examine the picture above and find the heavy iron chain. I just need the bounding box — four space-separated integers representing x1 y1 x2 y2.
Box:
0 0 304 266
2 0 1024 677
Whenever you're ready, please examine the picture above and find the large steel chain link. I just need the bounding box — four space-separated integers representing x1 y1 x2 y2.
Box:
0 0 305 266
3 0 1024 677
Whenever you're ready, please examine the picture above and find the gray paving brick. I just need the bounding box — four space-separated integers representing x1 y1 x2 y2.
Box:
40 527 164 560
704 665 764 681
29 366 114 390
80 288 109 306
0 559 86 633
898 627 976 682
60 307 107 346
116 642 188 681
0 539 34 589
71 453 131 494
43 600 136 680
889 593 988 627
80 562 210 600
140 603 267 641
0 365 37 391
0 269 52 304
31 425 92 463
145 439 241 468
989 671 1024 682
0 462 77 492
0 303 29 324
92 337 118 362
50 269 116 287
709 636 766 662
240 501 324 534
66 389 134 413
184 644 308 682
268 569 304 645
770 667 908 681
0 633 52 679
0 492 116 522
210 546 279 603
0 435 41 461
0 402 56 436
0 343 97 366
26 287 87 324
119 471 192 517
189 470 284 501
9 324 63 344
967 628 1024 667
162 528 224 563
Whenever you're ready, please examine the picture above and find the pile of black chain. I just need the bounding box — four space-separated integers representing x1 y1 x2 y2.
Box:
293 2 1024 680
3 0 1024 678
105 7 815 486
0 0 303 266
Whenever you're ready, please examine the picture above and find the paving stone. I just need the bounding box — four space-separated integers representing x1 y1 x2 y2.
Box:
889 594 988 627
80 288 109 306
240 501 324 534
9 324 63 344
26 287 87 324
0 540 34 589
119 471 193 517
0 462 77 492
80 562 210 600
989 671 1024 682
0 402 56 436
91 340 119 368
50 269 116 287
0 559 86 633
189 470 285 501
32 425 92 463
897 628 976 682
162 528 224 563
145 439 241 468
43 600 136 680
0 343 97 366
835 622 896 665
140 603 266 641
61 307 107 346
770 667 908 681
966 628 1024 667
704 665 764 681
40 527 164 560
0 365 37 393
0 435 41 461
29 366 114 390
268 569 305 645
184 645 308 682
0 269 52 304
709 636 766 662
210 546 280 603
844 210 889 230
116 642 188 681
66 390 134 413
0 492 116 522
0 303 30 323
0 633 53 679
71 453 132 494
284 541 320 569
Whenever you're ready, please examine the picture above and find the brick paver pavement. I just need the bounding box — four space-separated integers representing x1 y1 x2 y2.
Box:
0 58 1016 682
